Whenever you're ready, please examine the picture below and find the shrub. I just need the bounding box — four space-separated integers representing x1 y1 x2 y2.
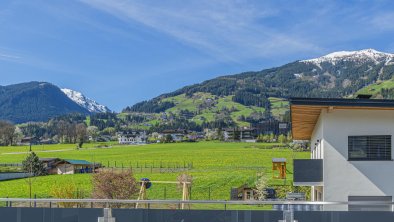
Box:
92 170 138 200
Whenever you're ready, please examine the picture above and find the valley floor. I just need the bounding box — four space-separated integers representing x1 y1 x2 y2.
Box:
0 142 308 201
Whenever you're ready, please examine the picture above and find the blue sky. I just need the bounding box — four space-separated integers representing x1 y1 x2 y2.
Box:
1 0 394 111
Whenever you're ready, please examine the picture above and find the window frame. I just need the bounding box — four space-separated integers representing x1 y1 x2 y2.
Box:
348 135 392 161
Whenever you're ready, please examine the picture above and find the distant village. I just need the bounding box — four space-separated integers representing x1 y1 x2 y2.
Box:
111 119 291 145
10 119 291 147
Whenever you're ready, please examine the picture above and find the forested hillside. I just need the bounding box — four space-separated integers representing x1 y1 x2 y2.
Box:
121 49 394 130
0 82 90 123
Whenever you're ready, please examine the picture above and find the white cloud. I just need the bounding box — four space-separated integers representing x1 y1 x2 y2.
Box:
80 0 321 62
370 12 394 31
0 50 21 61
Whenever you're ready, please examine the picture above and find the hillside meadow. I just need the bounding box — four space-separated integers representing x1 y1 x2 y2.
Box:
0 142 309 201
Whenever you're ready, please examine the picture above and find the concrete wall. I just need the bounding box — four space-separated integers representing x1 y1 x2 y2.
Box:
0 173 31 181
321 109 394 203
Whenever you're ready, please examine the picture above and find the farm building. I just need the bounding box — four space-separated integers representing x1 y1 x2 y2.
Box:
39 158 98 175
56 159 95 174
291 96 394 211
39 158 61 174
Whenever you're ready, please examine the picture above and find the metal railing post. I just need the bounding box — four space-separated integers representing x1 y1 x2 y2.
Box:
98 208 115 222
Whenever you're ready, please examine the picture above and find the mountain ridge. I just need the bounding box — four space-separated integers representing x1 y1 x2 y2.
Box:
0 81 108 123
125 48 394 112
61 88 110 113
121 49 394 130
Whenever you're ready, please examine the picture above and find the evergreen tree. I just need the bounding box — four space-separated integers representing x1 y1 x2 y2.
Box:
22 152 46 176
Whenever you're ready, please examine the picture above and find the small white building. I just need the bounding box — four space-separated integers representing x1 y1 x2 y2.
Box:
118 131 147 144
291 96 394 211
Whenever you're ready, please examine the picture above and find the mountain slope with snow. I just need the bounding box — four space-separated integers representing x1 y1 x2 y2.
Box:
61 88 110 113
301 49 394 66
125 49 394 114
0 82 91 123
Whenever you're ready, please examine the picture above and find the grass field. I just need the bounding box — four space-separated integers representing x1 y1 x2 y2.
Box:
269 97 289 119
0 142 309 201
356 78 394 98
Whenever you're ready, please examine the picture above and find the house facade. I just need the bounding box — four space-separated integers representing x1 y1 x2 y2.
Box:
118 131 147 144
223 127 256 142
291 97 394 210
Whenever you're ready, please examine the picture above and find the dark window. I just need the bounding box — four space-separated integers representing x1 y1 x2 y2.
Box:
348 135 391 160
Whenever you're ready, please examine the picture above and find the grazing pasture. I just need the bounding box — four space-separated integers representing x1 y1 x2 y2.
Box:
0 142 309 200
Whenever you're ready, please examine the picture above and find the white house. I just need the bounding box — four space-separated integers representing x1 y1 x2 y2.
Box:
118 131 147 144
291 96 394 211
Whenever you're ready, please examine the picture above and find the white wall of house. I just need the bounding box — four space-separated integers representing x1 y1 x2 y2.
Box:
314 109 394 206
57 164 74 174
118 134 146 144
311 110 324 201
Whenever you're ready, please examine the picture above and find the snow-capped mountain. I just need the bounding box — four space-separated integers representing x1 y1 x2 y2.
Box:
61 88 110 113
301 49 394 66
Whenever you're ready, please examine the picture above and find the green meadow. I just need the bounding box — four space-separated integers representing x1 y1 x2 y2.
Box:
0 142 309 200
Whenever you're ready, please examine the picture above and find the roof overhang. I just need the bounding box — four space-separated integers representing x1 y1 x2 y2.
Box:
290 97 394 140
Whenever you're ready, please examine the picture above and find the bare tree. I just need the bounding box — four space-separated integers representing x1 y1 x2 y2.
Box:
56 120 68 143
66 123 77 143
92 170 138 207
75 123 87 148
0 120 16 146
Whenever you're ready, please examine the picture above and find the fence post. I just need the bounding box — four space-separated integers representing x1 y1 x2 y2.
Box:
34 194 37 208
208 187 211 200
164 187 167 200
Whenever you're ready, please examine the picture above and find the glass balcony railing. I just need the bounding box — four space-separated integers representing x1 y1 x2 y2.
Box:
1 198 394 222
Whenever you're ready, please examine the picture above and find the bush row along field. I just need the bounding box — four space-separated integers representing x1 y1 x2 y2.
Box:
0 142 309 200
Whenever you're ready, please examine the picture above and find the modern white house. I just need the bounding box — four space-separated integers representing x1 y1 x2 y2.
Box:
291 96 394 210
